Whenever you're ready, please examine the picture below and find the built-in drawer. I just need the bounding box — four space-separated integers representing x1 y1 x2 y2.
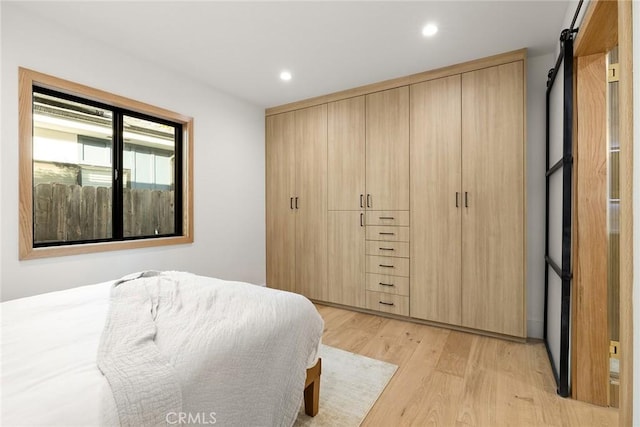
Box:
366 226 410 242
365 211 409 227
366 255 409 277
366 273 409 296
365 291 409 316
365 240 409 258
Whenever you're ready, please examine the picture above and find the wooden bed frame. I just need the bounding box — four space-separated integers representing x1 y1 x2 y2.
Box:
303 358 321 416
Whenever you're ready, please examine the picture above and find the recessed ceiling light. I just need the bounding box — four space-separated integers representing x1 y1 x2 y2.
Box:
280 70 292 81
422 23 438 37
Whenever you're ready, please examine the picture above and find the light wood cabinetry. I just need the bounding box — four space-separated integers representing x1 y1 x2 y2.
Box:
365 211 410 226
327 96 366 307
266 50 526 339
366 255 410 277
365 291 410 316
365 87 410 211
460 62 525 337
409 64 525 337
328 97 366 210
294 105 329 301
366 240 409 258
327 211 365 307
365 226 410 242
265 105 328 301
266 112 296 293
410 75 463 326
365 273 410 296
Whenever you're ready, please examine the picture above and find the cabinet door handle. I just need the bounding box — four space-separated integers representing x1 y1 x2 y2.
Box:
379 247 394 251
379 232 395 235
290 197 294 210
379 301 395 306
379 216 395 220
367 194 372 208
465 192 469 208
379 282 395 287
360 212 364 227
455 192 459 208
360 194 364 208
379 264 395 268
295 196 299 209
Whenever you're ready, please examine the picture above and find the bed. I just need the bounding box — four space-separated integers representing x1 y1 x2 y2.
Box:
1 271 324 426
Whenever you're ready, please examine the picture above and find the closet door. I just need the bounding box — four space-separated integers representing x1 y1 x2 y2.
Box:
327 96 366 306
366 87 409 210
327 211 366 307
328 96 366 210
410 75 462 325
461 62 525 337
295 105 328 301
266 112 296 292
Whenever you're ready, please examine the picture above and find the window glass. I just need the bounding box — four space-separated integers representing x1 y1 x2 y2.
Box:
33 91 113 243
123 115 176 237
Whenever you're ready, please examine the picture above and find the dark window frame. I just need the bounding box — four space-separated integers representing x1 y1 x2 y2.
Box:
19 67 194 260
32 86 184 247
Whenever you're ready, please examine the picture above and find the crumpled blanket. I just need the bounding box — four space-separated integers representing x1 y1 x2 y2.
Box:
97 271 323 427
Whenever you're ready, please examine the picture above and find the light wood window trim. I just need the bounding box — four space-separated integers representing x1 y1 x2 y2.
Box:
18 67 194 260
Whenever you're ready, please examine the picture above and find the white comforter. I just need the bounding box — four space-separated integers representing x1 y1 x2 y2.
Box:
1 272 323 427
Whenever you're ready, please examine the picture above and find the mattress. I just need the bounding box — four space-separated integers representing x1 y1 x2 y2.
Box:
1 273 323 426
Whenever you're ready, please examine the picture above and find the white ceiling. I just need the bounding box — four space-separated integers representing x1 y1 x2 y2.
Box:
13 1 570 108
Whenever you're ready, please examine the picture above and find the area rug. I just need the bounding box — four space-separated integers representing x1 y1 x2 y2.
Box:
295 344 398 426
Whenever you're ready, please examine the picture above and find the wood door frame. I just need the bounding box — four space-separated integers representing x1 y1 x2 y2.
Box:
572 0 633 423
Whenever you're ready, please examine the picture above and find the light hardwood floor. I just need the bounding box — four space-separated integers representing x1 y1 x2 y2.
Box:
315 304 618 426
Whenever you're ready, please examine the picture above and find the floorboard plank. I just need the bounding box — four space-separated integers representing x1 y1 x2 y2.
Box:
314 303 618 427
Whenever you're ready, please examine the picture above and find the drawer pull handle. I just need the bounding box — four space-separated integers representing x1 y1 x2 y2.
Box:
379 282 395 287
379 216 395 220
379 264 395 268
379 301 395 306
379 247 394 251
379 232 395 235
360 194 364 208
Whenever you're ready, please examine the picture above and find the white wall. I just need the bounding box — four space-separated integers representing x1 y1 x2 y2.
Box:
526 52 555 338
0 3 266 301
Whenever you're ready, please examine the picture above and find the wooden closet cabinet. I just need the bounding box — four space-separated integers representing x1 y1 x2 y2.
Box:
460 62 525 337
410 75 463 326
266 111 296 293
326 96 366 307
328 96 366 211
365 87 410 211
266 105 328 301
266 49 526 339
410 62 525 338
326 92 412 311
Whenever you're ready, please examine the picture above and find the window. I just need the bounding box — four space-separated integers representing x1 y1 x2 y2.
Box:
20 68 193 259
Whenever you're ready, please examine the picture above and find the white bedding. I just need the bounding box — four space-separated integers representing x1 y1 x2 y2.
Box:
1 273 323 427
